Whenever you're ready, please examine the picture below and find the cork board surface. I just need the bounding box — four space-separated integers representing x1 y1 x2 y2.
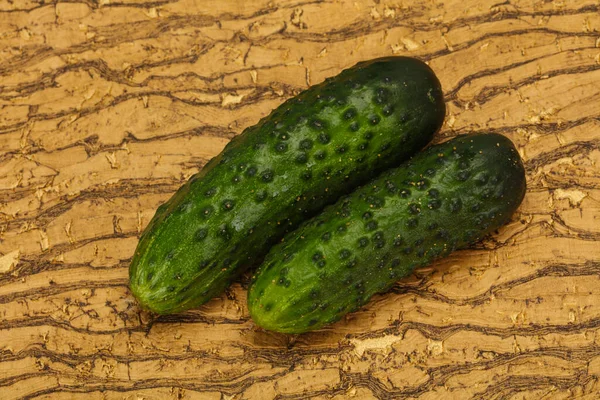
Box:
1 0 600 398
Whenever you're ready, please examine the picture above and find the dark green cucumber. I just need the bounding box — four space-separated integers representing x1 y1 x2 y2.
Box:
129 56 445 314
248 133 526 333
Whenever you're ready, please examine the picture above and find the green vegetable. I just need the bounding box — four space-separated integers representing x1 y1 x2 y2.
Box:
129 56 446 314
248 133 526 333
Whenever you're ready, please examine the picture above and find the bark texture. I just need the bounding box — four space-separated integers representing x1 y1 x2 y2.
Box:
1 0 600 399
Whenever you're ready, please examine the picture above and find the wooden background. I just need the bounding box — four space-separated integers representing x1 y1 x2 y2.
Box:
1 0 600 398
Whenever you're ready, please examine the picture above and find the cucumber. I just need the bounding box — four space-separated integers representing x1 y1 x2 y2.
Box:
129 56 446 314
248 133 526 333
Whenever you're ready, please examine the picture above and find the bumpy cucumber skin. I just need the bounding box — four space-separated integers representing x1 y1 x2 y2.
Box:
129 57 445 314
248 133 526 333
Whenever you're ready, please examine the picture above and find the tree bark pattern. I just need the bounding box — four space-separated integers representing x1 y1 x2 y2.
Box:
1 0 600 399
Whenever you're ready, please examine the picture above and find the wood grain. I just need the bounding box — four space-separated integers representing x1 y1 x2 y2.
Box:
1 0 600 398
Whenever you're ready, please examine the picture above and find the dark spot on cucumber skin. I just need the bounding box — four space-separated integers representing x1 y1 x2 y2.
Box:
356 142 369 151
416 248 426 257
386 181 397 194
255 190 268 202
343 108 358 120
366 220 378 231
218 225 231 240
301 170 313 180
394 237 404 246
437 229 449 240
312 252 323 262
400 189 411 198
374 87 389 104
299 139 313 150
339 249 352 260
428 189 439 198
178 202 193 214
336 145 348 154
195 228 208 241
427 222 439 231
363 211 373 220
471 203 481 212
380 142 391 152
414 238 424 246
321 167 332 177
295 152 308 164
167 286 175 292
232 175 242 184
277 277 291 286
458 160 470 170
322 232 332 241
391 258 400 267
407 218 418 228
308 319 318 326
408 203 420 214
245 166 257 177
264 303 272 312
318 133 331 144
349 121 360 132
450 198 462 212
364 131 373 140
416 179 429 190
369 195 385 208
369 115 381 125
201 206 214 218
399 112 410 123
198 260 210 270
382 105 394 116
146 272 154 281
275 142 288 153
315 150 327 160
205 187 217 197
429 247 443 258
428 199 442 210
317 260 326 268
222 199 235 211
261 169 274 182
403 247 413 254
337 225 347 234
457 170 470 181
311 119 326 129
358 237 369 248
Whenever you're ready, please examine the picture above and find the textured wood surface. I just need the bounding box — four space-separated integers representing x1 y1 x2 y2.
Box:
1 0 600 399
